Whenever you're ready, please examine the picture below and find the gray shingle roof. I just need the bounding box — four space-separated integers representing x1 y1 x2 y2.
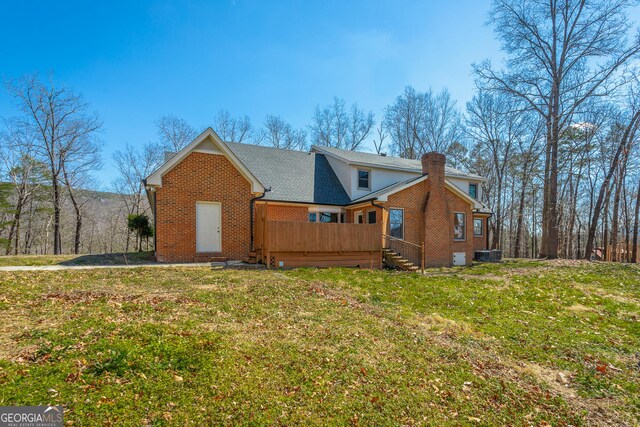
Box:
311 145 484 180
225 142 351 205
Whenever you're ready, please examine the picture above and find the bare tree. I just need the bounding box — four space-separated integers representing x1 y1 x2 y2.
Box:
61 143 102 254
7 75 102 254
475 0 640 259
310 97 374 150
0 121 47 254
258 115 307 150
372 123 388 155
384 86 462 159
585 82 640 259
212 110 253 143
383 86 424 159
156 115 197 152
416 88 463 154
346 104 375 151
112 143 158 252
632 180 640 262
466 91 524 249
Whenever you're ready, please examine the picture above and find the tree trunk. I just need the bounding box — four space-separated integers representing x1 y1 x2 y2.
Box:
6 194 25 255
603 186 611 261
62 166 83 255
611 171 621 262
540 79 561 260
585 110 640 259
632 181 640 263
52 176 62 254
492 177 503 249
514 181 527 258
623 185 630 262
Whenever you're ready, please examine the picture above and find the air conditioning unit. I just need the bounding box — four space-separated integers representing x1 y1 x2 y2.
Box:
452 252 466 266
474 250 491 262
490 250 502 261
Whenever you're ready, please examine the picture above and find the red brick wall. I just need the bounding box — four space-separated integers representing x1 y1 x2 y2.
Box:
386 181 427 245
155 152 252 262
385 180 474 267
448 189 474 264
265 204 309 221
473 216 488 251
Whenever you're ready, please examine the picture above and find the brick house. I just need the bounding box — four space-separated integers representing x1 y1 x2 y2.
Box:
145 128 492 268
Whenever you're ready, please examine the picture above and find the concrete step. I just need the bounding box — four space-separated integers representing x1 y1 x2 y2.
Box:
194 255 228 263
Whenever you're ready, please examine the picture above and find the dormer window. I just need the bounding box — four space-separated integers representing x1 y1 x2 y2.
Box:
469 183 478 199
357 169 370 190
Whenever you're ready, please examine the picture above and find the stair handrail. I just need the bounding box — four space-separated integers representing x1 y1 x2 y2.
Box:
382 234 421 248
382 234 425 273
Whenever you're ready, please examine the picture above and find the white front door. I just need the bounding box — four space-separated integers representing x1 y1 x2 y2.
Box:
196 202 221 252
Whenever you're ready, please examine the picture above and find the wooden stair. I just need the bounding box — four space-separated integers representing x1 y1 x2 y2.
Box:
382 248 420 272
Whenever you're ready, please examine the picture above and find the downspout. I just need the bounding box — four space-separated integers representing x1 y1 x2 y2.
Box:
370 199 386 229
250 187 271 252
143 178 157 259
153 191 157 256
370 199 385 211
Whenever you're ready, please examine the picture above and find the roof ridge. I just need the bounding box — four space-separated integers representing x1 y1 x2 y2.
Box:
226 140 312 155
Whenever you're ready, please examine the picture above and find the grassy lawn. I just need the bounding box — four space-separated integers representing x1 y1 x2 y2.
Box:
0 261 637 425
0 252 155 267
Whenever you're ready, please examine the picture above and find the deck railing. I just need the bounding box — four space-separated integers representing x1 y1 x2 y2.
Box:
255 218 382 258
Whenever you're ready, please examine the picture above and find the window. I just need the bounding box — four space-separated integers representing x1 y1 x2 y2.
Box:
357 169 370 190
454 213 466 240
389 209 404 239
367 210 376 224
319 212 339 223
469 183 478 199
340 213 346 223
355 211 364 224
308 213 317 222
473 218 483 236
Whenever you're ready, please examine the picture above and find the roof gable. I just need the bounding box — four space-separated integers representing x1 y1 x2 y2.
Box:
225 142 351 205
145 128 264 193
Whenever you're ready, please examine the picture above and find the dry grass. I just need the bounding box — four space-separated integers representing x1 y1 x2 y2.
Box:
0 261 638 425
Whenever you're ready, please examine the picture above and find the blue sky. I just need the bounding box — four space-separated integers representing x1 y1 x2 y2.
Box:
0 1 521 186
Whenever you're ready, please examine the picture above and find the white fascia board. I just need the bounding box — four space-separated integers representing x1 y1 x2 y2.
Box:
145 128 264 193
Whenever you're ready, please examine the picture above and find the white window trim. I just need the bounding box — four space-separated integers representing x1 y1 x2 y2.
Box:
473 218 483 237
357 168 371 190
389 208 404 240
308 206 345 223
355 211 364 224
469 183 478 199
366 209 377 224
318 212 340 223
454 212 466 241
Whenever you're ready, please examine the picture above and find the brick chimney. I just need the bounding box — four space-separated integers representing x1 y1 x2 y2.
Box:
422 152 451 267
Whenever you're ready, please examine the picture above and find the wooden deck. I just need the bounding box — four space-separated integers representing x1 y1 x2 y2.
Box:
254 206 382 268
